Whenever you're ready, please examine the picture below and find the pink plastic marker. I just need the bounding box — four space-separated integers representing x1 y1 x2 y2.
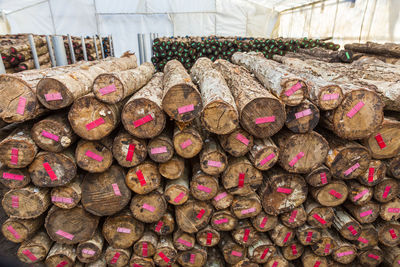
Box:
207 160 222 168
312 214 327 225
358 237 369 244
314 261 321 267
283 232 292 243
260 217 268 228
320 172 328 184
214 218 228 224
295 108 312 119
375 133 386 149
197 185 211 193
143 203 155 212
142 242 148 257
368 167 375 183
7 225 20 239
110 252 120 264
56 261 68 267
126 144 135 162
214 192 227 201
117 227 131 233
241 207 256 215
236 133 249 145
99 84 116 95
43 162 57 181
260 248 269 259
196 209 205 219
324 243 331 254
51 196 73 204
272 261 279 267
2 172 24 181
231 251 242 257
10 148 18 165
347 225 358 236
85 150 103 162
206 233 213 245
337 251 354 257
344 162 360 176
151 146 167 154
112 183 121 196
155 221 163 232
238 173 245 188
259 153 275 166
255 116 276 124
288 151 304 167
306 231 313 242
44 93 63 101
388 208 400 213
190 253 196 264
158 252 170 263
177 238 192 247
133 114 153 128
82 249 95 255
178 104 194 114
136 170 146 186
289 210 298 223
360 210 373 217
353 189 369 201
322 93 339 101
277 187 292 194
173 192 186 203
368 254 380 260
347 101 365 118
16 97 26 115
56 230 74 240
41 131 60 142
243 228 250 242
383 186 391 199
389 228 397 239
329 189 342 199
22 249 37 262
291 244 298 255
180 139 192 149
11 195 19 208
285 82 302 96
86 117 105 131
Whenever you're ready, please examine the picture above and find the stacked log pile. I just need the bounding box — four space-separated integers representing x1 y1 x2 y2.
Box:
345 42 400 64
0 46 399 267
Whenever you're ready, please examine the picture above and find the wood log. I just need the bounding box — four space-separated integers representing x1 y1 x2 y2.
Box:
344 201 379 224
268 221 295 247
173 229 195 251
358 159 386 186
330 234 357 264
332 207 361 240
346 180 373 205
213 58 285 138
211 209 238 232
280 205 307 228
247 234 275 264
309 179 349 207
231 192 262 219
154 236 178 266
190 57 239 135
387 155 400 179
231 52 308 107
211 189 234 210
130 255 155 267
282 241 304 261
1 216 43 243
16 231 52 264
301 248 327 267
29 150 77 187
344 42 400 58
305 198 334 228
232 258 258 267
273 130 329 173
50 175 82 209
176 245 208 267
352 224 378 251
121 72 166 139
296 224 322 245
285 99 320 134
222 156 263 196
2 185 50 218
36 54 138 110
147 130 174 163
248 137 279 171
190 164 219 201
130 189 167 223
133 231 159 257
304 165 331 188
218 127 253 157
159 155 186 180
76 229 104 263
373 177 399 203
148 211 174 237
165 174 190 205
104 246 131 267
45 205 99 244
82 165 131 216
92 62 155 104
126 161 161 195
310 229 336 256
380 197 400 221
173 123 203 159
0 127 38 168
357 246 383 266
219 233 246 265
162 60 203 122
382 244 400 267
259 168 308 215
68 94 122 140
375 221 400 247
199 137 227 175
264 248 289 267
196 225 220 247
45 243 76 267
102 209 144 248
0 165 30 189
31 113 77 152
112 129 147 168
363 117 400 159
205 247 225 266
251 211 278 232
175 199 212 233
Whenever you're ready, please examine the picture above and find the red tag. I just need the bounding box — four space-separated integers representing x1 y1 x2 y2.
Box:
142 242 148 257
133 114 153 128
320 172 327 184
312 214 327 225
136 170 146 186
56 261 68 267
196 209 205 219
133 264 143 267
206 233 213 245
329 189 342 199
358 236 369 244
22 249 37 262
10 148 18 165
43 162 58 181
291 244 297 255
11 195 19 208
289 210 297 223
368 168 375 183
112 183 121 196
347 225 358 236
306 231 313 242
126 144 135 162
243 228 250 242
368 254 380 260
272 261 278 267
260 217 268 228
389 228 397 239
383 186 391 199
110 252 120 264
173 192 186 203
86 117 105 130
260 248 269 259
277 187 292 194
283 232 291 243
190 253 196 264
238 173 245 188
375 133 386 149
324 243 331 254
155 221 163 232
158 252 170 263
314 261 321 267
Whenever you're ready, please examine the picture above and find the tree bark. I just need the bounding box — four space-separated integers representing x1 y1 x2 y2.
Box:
387 155 400 179
112 129 147 167
344 42 400 57
332 207 361 241
218 127 253 157
76 229 104 263
16 231 52 264
1 215 43 243
126 161 161 195
248 137 279 171
45 243 76 267
382 244 400 267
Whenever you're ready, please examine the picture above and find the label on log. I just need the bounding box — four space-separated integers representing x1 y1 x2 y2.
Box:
255 116 275 124
291 244 298 255
155 221 163 232
288 152 304 167
360 210 373 217
260 153 276 166
358 237 369 244
312 214 327 225
289 210 298 222
236 133 249 145
238 173 245 188
7 225 20 239
86 117 105 131
143 203 155 212
180 139 192 149
295 109 312 119
374 133 386 149
283 232 292 243
241 207 256 215
82 249 95 255
133 264 143 267
52 196 73 204
22 249 37 262
324 243 331 254
260 248 269 259
56 230 74 240
231 251 242 257
368 254 380 260
260 217 268 228
158 252 170 263
110 252 120 264
99 84 116 95
43 162 58 181
243 228 250 242
320 173 328 184
56 261 68 267
133 114 153 128
383 186 391 199
306 231 313 242
272 261 279 267
112 183 122 196
347 225 358 236
353 189 369 201
368 168 375 183
178 104 194 114
16 97 26 115
196 209 205 219
117 227 131 233
214 218 228 224
151 146 167 154
85 150 103 162
41 131 60 142
11 195 19 208
314 261 321 267
285 82 302 97
388 208 400 213
206 233 213 245
44 93 63 101
2 172 24 180
197 185 211 193
389 228 397 239
126 144 135 162
190 254 196 264
322 93 339 101
142 242 148 257
343 163 360 176
277 187 292 194
10 148 18 165
346 101 365 118
207 160 222 168
214 192 227 201
337 251 354 257
174 192 186 203
177 238 193 247
136 170 147 186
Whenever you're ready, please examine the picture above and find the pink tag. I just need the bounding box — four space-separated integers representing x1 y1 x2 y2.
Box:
155 221 163 232
337 251 354 257
10 148 18 165
173 192 185 203
177 238 192 247
353 189 369 201
22 249 37 262
117 227 131 233
283 232 291 243
289 210 298 223
238 173 245 188
277 187 292 194
214 218 228 224
206 233 213 245
360 210 373 217
151 146 167 154
312 214 327 225
291 244 298 255
388 208 400 213
383 186 391 199
158 252 170 263
178 104 194 114
11 195 19 208
344 163 360 176
41 131 60 142
2 172 24 181
52 196 73 204
375 133 386 149
231 251 242 257
241 207 256 215
142 242 148 257
136 170 146 186
110 252 120 264
357 236 369 244
243 228 250 242
285 82 302 96
347 101 365 118
389 228 397 239
180 139 192 149
16 97 26 115
86 117 105 131
314 261 321 267
320 173 328 184
56 230 74 240
347 225 358 236
329 189 342 199
85 150 103 162
368 254 380 260
7 225 20 239
236 133 249 145
190 253 196 264
207 160 222 167
44 92 63 101
322 93 339 101
272 261 279 267
324 243 331 254
295 108 312 119
368 168 375 183
197 185 211 193
255 116 276 124
82 249 95 255
56 261 68 267
288 152 304 167
99 84 116 95
196 209 205 219
133 114 153 128
112 183 121 196
259 153 276 166
214 192 227 201
43 162 57 181
143 203 155 212
260 248 269 259
126 144 135 162
306 231 313 242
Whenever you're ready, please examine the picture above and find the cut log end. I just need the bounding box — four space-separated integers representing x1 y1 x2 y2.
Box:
281 79 308 106
36 77 74 110
317 85 344 110
92 73 125 104
202 101 239 135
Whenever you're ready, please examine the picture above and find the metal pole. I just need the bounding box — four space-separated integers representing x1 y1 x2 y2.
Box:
45 35 56 67
0 53 6 74
93 35 99 60
137 33 143 64
110 34 115 57
98 34 105 59
149 33 154 57
141 33 147 62
108 35 113 57
67 34 76 64
28 34 40 69
81 36 88 61
51 35 68 66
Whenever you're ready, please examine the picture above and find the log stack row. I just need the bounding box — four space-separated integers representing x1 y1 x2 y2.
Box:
0 45 399 267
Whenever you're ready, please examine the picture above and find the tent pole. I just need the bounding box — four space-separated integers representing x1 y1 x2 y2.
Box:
81 36 88 61
99 34 105 58
93 35 99 60
52 35 68 66
67 34 76 64
28 34 40 69
46 35 56 67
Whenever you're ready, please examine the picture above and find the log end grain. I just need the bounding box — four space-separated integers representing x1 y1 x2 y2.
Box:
202 101 239 135
36 77 74 110
92 73 125 104
317 85 344 111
